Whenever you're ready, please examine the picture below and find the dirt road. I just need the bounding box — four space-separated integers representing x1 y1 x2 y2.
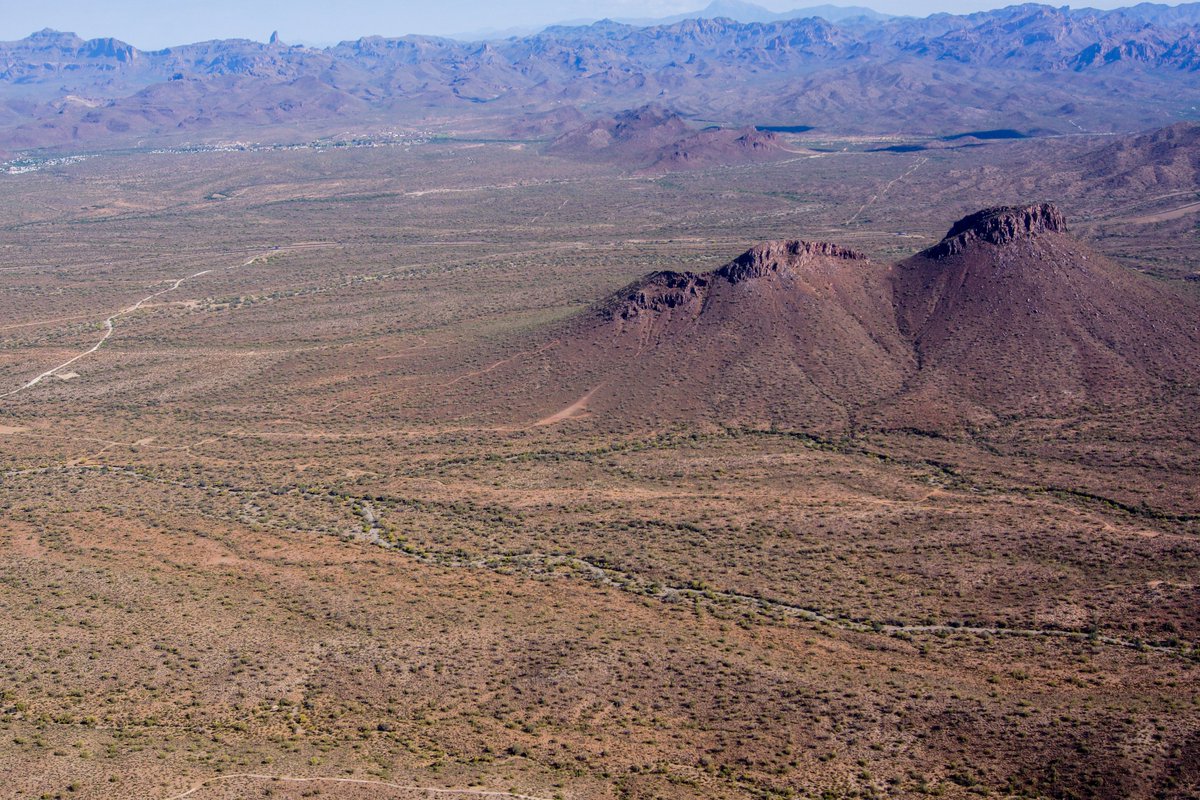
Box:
0 249 291 400
534 385 601 426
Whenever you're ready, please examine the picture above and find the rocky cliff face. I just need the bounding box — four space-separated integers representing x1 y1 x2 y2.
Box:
717 240 867 282
923 203 1068 259
605 271 710 321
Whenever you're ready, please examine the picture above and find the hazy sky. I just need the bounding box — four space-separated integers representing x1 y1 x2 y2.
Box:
0 0 1187 48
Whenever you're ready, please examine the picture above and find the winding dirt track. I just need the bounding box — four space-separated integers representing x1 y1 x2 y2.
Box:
547 554 1186 655
441 340 560 389
0 268 212 399
0 249 291 400
843 156 927 225
165 774 554 800
535 384 601 426
1124 200 1200 225
1 460 1188 657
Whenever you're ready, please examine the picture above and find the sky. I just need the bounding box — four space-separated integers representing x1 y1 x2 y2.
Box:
0 0 1188 48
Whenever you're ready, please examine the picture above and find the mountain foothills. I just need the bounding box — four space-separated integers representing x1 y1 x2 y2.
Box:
545 104 789 172
1080 120 1200 192
4 3 1200 151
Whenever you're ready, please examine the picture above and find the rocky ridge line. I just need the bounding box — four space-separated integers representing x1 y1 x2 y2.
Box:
924 202 1068 259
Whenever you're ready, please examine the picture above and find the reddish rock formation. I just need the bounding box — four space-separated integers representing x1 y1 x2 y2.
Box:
447 204 1200 434
885 202 1200 426
717 240 867 281
922 203 1067 258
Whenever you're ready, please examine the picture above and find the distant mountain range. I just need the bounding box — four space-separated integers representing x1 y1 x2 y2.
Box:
448 2 892 40
615 1 893 27
2 3 1200 153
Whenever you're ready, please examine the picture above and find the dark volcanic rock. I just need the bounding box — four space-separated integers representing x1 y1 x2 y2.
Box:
603 239 865 321
605 270 709 320
923 203 1067 259
717 239 867 282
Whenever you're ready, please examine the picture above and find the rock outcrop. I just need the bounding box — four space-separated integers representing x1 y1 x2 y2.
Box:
922 203 1067 259
603 240 867 321
604 270 709 320
717 240 866 282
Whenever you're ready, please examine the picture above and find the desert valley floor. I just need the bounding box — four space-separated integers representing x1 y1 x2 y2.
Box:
0 128 1198 800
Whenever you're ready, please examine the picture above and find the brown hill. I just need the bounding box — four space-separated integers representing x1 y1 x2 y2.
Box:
882 203 1200 427
546 104 691 163
1079 121 1200 194
447 203 1200 434
550 108 793 172
503 106 588 139
458 239 912 431
639 126 790 173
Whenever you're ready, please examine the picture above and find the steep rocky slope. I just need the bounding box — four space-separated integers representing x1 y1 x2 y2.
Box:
884 203 1200 426
458 203 1200 433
